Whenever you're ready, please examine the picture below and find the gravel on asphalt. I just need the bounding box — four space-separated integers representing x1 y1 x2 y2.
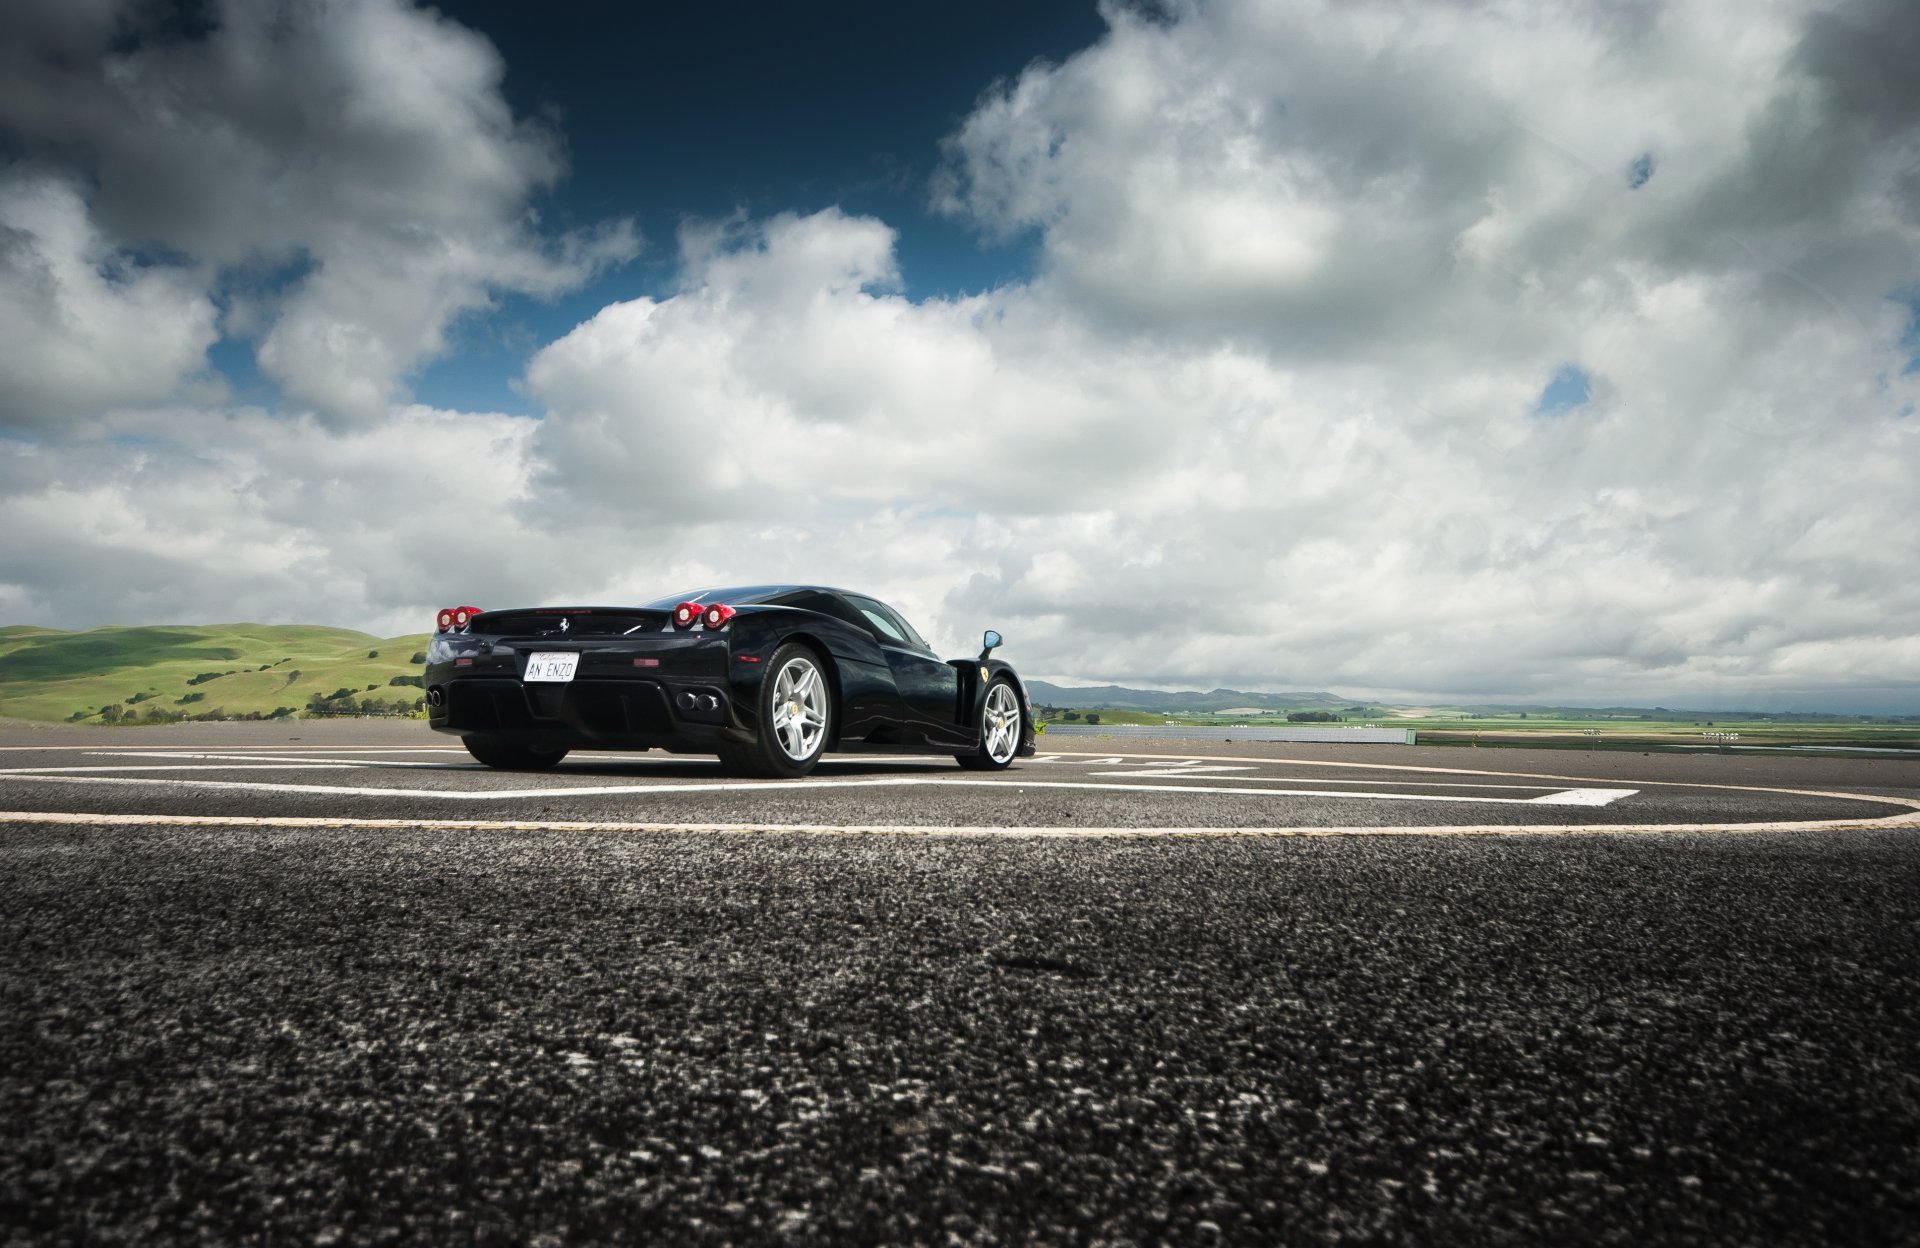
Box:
3 820 1917 1245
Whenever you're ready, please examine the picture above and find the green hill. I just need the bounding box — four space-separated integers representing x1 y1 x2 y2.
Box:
0 624 435 723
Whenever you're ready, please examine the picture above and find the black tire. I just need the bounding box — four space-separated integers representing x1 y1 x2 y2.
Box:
719 642 833 778
463 735 568 770
956 676 1021 770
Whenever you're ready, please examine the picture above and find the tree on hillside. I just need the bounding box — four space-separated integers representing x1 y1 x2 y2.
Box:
1086 713 1101 725
99 705 122 723
367 650 379 659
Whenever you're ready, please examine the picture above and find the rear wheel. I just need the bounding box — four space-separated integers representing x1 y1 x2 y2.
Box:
956 677 1021 770
718 643 832 778
463 735 568 770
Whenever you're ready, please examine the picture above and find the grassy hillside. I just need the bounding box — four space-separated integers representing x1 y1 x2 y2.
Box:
0 624 435 723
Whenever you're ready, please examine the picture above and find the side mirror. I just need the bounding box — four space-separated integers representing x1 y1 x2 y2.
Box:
980 629 1002 659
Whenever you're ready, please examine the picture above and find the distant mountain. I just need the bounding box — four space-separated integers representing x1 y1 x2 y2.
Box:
1025 681 1359 713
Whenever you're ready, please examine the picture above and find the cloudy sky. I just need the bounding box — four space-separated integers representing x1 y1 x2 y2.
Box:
2 0 1916 712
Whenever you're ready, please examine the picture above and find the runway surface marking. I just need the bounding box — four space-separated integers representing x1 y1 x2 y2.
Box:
0 770 1640 806
2 746 1914 833
0 746 1645 807
4 808 1919 838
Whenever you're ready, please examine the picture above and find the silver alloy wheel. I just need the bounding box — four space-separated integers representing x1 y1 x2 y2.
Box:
770 655 829 761
983 681 1020 764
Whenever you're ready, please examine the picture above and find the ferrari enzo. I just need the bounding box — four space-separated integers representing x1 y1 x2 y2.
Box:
423 585 1036 777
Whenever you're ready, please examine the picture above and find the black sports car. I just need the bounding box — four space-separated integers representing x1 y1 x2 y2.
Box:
424 585 1036 777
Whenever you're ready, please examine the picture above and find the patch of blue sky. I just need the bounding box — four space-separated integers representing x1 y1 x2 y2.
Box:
204 337 278 408
1899 291 1920 374
1534 364 1592 416
406 205 1041 416
1627 152 1655 189
394 1 1107 415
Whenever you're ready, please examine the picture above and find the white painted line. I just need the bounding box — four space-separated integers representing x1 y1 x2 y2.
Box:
0 772 939 800
1528 788 1641 806
0 770 1641 806
85 751 459 769
2 755 1591 792
1044 749 1920 808
950 780 1641 805
1089 772 1565 792
78 749 962 771
3 808 1919 838
1094 766 1256 777
1 756 362 768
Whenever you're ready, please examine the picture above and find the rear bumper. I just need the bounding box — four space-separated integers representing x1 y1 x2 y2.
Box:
426 675 746 751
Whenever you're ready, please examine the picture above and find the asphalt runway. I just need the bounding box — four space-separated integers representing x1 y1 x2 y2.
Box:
1 720 1915 833
3 723 1917 1244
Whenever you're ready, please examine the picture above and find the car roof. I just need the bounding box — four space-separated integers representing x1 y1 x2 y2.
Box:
639 584 855 609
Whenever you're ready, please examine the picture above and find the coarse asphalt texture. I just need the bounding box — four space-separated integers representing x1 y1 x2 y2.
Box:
2 722 1917 1245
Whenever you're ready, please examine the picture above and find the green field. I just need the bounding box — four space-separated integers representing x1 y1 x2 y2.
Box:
1392 715 1920 752
1031 701 1919 753
5 627 1915 754
0 624 434 723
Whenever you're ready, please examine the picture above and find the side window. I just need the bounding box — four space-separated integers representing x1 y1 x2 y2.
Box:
852 601 907 644
884 606 931 652
849 596 932 651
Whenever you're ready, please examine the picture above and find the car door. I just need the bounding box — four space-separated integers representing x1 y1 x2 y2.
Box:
845 594 963 740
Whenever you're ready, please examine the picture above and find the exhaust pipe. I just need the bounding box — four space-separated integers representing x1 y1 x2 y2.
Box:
426 686 445 708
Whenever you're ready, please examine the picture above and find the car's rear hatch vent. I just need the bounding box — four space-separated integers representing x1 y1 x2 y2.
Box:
471 608 670 638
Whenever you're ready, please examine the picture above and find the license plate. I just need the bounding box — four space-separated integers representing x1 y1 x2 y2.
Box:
523 652 579 682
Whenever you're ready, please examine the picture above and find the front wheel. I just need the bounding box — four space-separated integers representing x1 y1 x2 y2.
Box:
718 643 833 778
956 677 1021 770
463 736 568 770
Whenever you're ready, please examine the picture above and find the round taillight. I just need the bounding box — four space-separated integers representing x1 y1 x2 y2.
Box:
437 609 453 632
674 602 699 629
702 603 735 630
454 608 470 627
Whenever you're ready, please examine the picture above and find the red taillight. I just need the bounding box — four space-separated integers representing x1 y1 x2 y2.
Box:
440 605 482 633
702 603 735 630
673 601 700 630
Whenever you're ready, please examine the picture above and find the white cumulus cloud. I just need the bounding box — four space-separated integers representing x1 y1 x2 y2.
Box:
2 0 1917 712
0 0 635 429
0 174 220 428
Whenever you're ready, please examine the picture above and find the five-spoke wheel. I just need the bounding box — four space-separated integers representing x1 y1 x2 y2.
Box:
957 676 1021 770
720 642 833 777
